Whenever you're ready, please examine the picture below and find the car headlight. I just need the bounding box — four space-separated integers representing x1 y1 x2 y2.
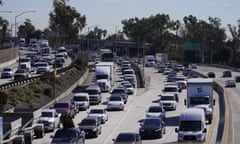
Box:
92 128 97 132
197 134 202 138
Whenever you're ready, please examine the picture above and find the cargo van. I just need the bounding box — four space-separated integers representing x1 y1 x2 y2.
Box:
175 108 207 142
85 85 102 105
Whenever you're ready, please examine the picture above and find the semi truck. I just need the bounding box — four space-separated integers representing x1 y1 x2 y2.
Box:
2 108 44 144
95 62 114 92
184 78 215 124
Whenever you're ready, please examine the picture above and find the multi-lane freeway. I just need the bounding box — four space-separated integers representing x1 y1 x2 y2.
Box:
195 65 240 144
33 64 220 144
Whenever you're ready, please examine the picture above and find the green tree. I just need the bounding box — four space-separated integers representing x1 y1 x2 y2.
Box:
49 0 86 46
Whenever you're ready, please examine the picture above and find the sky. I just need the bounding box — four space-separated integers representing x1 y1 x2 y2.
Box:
0 0 239 35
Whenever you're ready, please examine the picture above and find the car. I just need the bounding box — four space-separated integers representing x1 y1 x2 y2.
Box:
235 75 240 82
71 92 90 111
53 101 76 118
222 70 232 77
146 105 166 121
162 84 180 102
121 83 135 95
54 58 65 68
111 87 128 104
159 93 177 110
207 72 216 78
35 62 50 74
51 127 85 144
191 64 197 69
139 117 166 139
87 108 108 124
1 67 14 79
113 132 142 144
107 96 125 111
78 117 102 138
85 85 102 105
14 69 30 81
225 80 236 88
38 109 61 132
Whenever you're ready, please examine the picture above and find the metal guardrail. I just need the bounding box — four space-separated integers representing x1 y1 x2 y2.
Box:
0 51 77 91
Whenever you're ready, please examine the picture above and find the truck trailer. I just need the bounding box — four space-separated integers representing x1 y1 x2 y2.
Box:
185 78 215 124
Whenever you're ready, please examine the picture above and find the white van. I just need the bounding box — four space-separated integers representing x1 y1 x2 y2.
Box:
175 108 207 142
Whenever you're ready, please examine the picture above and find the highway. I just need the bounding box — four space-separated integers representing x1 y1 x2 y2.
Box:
34 64 220 144
0 49 72 86
195 65 240 144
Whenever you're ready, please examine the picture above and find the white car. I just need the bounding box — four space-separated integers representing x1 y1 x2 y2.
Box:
38 109 60 132
121 83 134 95
159 93 177 110
72 92 90 110
88 108 108 124
107 96 124 111
35 62 50 74
146 105 166 121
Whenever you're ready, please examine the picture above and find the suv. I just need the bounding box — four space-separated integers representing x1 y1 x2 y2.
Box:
222 70 232 77
38 109 60 132
87 108 108 124
78 117 102 138
53 101 75 118
1 67 14 79
159 93 177 110
85 85 102 105
71 92 90 111
139 118 166 138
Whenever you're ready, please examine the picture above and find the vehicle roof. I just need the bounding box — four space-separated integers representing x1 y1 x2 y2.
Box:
41 109 56 112
180 108 205 121
187 78 213 83
73 92 89 97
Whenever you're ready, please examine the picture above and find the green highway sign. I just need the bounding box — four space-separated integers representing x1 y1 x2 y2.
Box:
183 43 201 50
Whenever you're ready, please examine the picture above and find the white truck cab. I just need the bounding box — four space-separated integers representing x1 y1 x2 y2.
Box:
175 108 207 142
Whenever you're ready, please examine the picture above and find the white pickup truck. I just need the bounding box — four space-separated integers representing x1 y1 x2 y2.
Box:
38 109 61 132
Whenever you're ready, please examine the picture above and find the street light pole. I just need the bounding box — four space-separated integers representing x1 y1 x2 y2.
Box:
14 10 35 65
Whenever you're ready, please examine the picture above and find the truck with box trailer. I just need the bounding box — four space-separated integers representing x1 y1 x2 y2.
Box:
2 108 44 144
95 62 114 92
144 55 155 67
155 53 168 64
184 78 215 124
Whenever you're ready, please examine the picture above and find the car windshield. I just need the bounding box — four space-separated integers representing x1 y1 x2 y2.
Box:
16 69 25 73
109 96 121 101
90 109 103 114
41 112 53 117
179 121 202 131
73 96 87 101
3 68 12 72
85 89 99 95
80 119 95 125
161 96 174 101
143 119 160 126
116 134 135 142
148 107 163 112
53 129 78 141
163 87 177 92
112 89 124 94
190 97 209 105
54 103 69 108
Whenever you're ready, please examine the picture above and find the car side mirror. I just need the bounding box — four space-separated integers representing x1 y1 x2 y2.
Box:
175 128 178 133
112 139 116 142
50 135 54 138
203 128 207 133
184 99 186 105
213 99 215 105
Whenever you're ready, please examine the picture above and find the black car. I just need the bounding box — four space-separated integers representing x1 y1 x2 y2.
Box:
113 132 142 144
51 127 85 144
235 75 240 82
222 71 232 77
139 118 166 139
78 117 102 138
207 72 216 78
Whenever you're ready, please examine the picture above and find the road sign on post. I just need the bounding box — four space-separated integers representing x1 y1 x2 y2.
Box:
183 43 201 50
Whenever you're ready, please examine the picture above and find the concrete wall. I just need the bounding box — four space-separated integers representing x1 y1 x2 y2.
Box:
0 47 18 67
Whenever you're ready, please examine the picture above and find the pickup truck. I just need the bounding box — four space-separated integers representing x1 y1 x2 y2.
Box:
38 109 60 132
